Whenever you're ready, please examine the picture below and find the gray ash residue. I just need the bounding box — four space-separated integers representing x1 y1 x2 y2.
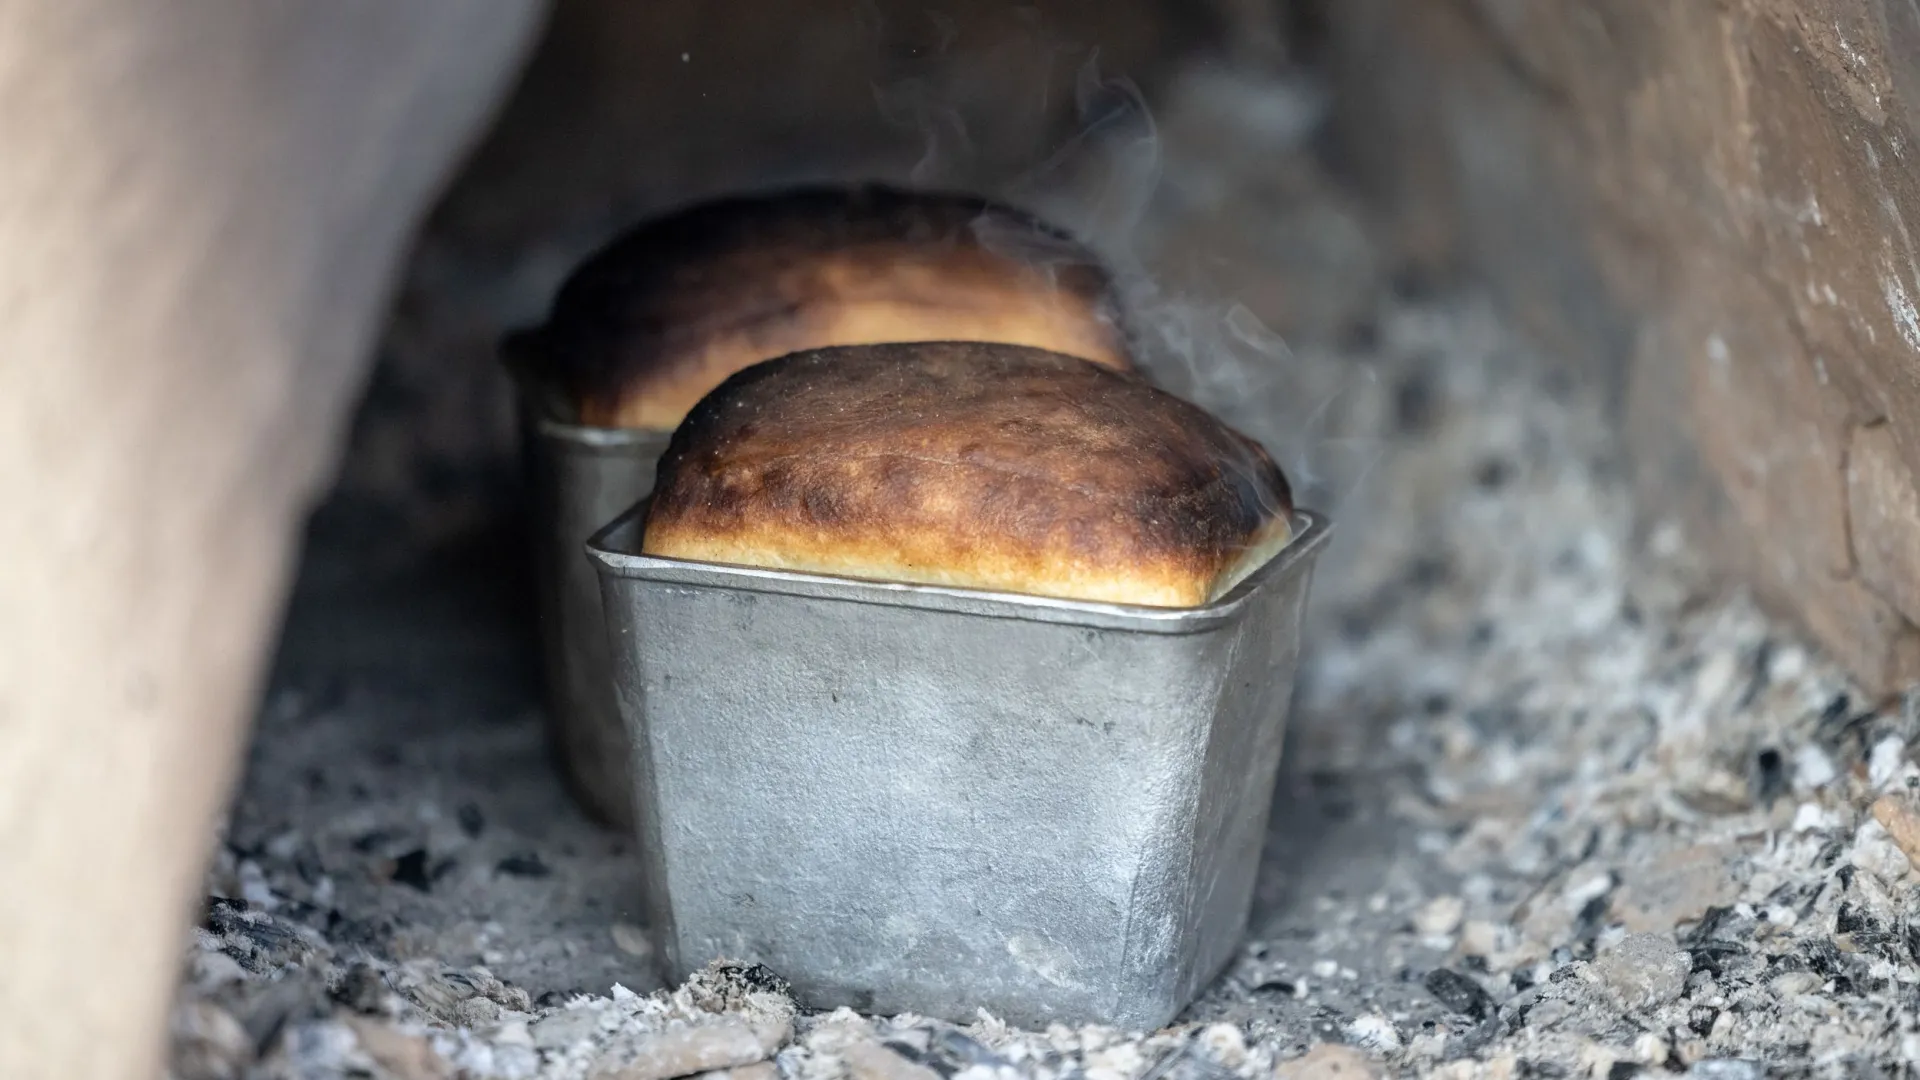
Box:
170 66 1920 1080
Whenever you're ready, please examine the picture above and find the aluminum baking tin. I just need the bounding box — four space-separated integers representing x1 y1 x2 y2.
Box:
522 412 672 828
587 504 1330 1030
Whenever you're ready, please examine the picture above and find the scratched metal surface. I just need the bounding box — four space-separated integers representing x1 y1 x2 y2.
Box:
588 508 1329 1030
522 415 673 829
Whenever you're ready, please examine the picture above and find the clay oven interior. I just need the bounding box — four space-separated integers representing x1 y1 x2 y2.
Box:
192 0 1920 1069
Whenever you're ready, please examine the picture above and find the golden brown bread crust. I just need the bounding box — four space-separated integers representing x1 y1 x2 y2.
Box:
507 184 1134 430
640 342 1293 608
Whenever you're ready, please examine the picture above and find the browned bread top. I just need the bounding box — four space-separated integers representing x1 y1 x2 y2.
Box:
640 341 1293 608
507 184 1133 430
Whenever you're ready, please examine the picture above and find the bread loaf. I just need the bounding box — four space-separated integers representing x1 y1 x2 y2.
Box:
506 184 1133 430
641 342 1293 608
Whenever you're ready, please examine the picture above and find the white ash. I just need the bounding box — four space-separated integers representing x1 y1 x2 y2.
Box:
172 285 1920 1080
170 64 1920 1080
1588 935 1691 1011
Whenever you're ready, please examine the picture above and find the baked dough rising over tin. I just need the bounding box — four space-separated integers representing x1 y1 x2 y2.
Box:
640 342 1293 608
507 184 1133 430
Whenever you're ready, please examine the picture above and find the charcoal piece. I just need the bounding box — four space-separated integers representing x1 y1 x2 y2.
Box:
1821 694 1853 727
932 1028 1006 1070
1572 893 1611 942
331 963 390 1015
1750 748 1787 805
391 849 432 892
351 828 403 854
1803 938 1851 980
1683 906 1738 946
495 852 552 878
203 898 311 974
708 960 789 997
203 895 250 930
457 803 486 838
1423 968 1496 1021
1688 940 1746 977
1503 991 1537 1033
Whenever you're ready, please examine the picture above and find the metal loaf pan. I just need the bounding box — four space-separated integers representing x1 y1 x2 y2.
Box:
587 503 1330 1031
522 412 672 828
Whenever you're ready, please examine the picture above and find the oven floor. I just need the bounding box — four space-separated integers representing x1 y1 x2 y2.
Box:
170 72 1918 1080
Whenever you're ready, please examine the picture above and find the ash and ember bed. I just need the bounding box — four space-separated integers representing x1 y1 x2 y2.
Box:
168 66 1920 1080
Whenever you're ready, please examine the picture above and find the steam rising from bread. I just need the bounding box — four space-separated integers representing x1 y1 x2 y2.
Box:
884 49 1364 516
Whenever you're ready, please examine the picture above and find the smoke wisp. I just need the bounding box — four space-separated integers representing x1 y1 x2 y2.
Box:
875 34 1380 514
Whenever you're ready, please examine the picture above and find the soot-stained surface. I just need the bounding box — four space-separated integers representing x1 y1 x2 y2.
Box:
169 68 1920 1080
